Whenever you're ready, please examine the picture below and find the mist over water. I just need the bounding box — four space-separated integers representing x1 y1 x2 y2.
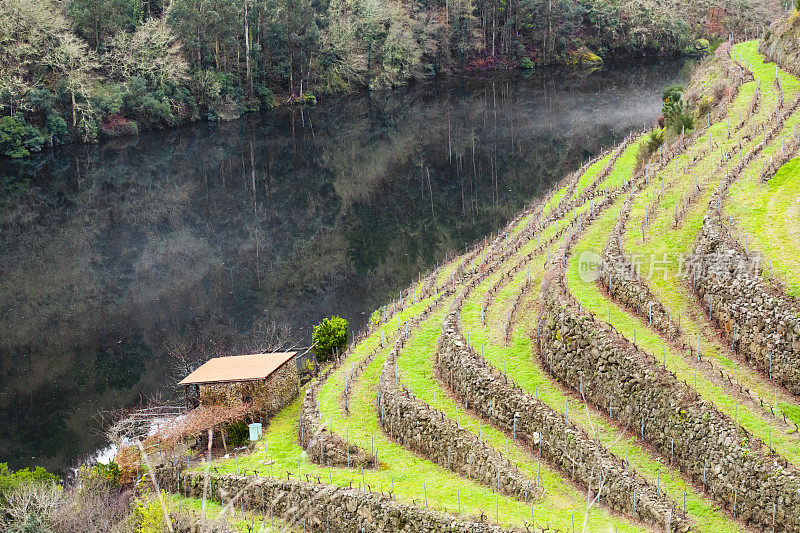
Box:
0 61 686 472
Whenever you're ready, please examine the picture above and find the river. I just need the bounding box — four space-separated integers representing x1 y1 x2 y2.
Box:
0 62 686 472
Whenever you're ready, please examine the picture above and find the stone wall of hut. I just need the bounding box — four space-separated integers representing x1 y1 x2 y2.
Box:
198 358 299 417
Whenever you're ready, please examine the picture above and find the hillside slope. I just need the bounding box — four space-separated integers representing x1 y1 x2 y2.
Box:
137 30 800 533
760 12 800 75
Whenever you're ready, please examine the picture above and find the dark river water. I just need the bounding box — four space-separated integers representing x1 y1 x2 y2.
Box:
0 62 686 472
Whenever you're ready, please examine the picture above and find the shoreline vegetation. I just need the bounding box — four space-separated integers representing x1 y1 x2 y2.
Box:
0 0 781 159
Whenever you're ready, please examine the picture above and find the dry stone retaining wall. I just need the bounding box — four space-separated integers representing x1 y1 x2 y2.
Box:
686 70 800 398
437 314 688 532
156 467 518 533
299 384 373 468
297 265 456 469
376 308 538 502
539 277 800 532
601 189 680 340
691 214 800 396
596 70 785 350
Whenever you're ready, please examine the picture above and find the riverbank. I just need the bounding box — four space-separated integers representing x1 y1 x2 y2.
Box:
0 0 780 160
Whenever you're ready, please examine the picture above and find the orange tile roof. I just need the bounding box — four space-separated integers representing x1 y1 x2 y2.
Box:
178 352 297 385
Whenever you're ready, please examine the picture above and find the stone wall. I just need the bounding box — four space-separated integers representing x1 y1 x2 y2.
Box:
539 276 800 532
594 77 760 343
155 467 519 533
299 383 373 468
437 314 688 532
760 18 800 78
376 307 539 502
691 214 800 396
199 358 299 418
685 59 800 399
601 182 680 340
295 274 442 469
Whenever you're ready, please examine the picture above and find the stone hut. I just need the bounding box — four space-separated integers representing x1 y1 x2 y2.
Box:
179 352 299 417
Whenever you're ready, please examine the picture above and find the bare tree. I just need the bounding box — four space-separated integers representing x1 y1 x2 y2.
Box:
2 483 62 530
241 316 297 354
51 480 133 533
165 317 296 387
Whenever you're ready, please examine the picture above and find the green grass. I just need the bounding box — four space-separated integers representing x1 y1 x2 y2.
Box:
596 139 642 191
726 154 800 297
394 304 641 532
314 298 600 529
169 38 800 533
778 402 800 427
458 145 743 532
573 154 611 198
564 191 746 533
612 38 800 451
162 493 277 531
444 139 739 531
724 41 800 297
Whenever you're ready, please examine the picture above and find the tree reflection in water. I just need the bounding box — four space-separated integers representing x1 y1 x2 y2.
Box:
0 63 685 471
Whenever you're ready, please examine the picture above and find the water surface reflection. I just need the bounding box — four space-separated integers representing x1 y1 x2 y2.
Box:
0 63 685 471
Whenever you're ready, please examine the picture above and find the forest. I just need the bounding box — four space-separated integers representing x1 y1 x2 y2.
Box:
0 0 779 158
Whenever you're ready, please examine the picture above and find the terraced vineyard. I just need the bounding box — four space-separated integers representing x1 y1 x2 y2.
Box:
158 39 800 532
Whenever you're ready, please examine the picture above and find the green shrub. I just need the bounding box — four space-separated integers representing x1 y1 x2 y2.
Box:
133 492 168 533
645 129 664 153
312 316 349 362
225 420 250 447
661 83 693 134
0 115 28 158
125 77 174 127
214 72 241 99
189 70 221 115
369 308 382 327
0 115 46 159
0 463 58 506
93 83 125 116
298 92 316 106
45 113 68 146
24 89 54 113
662 84 683 106
696 95 713 117
90 461 123 487
520 56 535 70
254 85 274 109
673 111 694 134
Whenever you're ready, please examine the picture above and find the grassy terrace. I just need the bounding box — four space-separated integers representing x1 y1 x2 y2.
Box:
564 190 747 533
458 148 743 532
616 40 800 441
163 494 277 531
482 199 594 330
487 139 644 345
199 306 570 529
572 154 612 199
727 156 800 298
725 42 800 298
393 305 640 532
171 37 800 533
